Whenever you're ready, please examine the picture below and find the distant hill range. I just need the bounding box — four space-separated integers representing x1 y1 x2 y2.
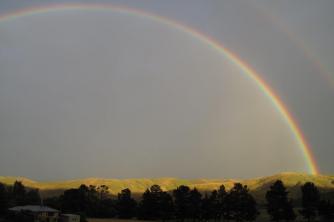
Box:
1 172 334 203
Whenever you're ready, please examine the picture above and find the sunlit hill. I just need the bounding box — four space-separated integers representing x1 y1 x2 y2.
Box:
1 172 333 203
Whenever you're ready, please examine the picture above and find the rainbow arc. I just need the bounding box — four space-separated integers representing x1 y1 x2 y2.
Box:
0 3 319 175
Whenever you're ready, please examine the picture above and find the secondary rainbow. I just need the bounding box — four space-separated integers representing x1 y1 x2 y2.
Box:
0 3 320 175
250 2 334 88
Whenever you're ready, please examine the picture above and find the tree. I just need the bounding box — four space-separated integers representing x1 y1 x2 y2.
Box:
173 185 191 222
300 182 320 222
209 190 221 221
60 184 100 217
99 198 117 218
318 200 334 221
159 191 174 221
97 185 109 200
137 188 153 220
61 187 84 214
137 185 167 220
226 183 258 222
12 181 26 205
266 180 296 222
44 196 61 210
217 184 227 221
0 183 8 215
188 188 202 222
201 193 212 221
25 189 40 205
117 188 137 219
150 184 163 220
56 184 115 220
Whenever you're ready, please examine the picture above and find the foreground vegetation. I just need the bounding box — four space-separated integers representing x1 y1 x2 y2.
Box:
1 179 333 222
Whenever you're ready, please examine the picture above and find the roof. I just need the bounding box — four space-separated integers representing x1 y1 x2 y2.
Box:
9 205 59 213
61 214 80 217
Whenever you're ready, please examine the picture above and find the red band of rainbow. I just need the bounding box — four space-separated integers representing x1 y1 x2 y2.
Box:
0 3 320 175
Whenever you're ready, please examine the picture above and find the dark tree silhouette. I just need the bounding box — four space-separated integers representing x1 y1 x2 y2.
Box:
200 190 222 221
150 184 164 220
12 181 26 206
0 183 8 214
6 179 331 222
225 183 258 222
137 188 153 220
217 184 227 221
318 200 334 221
44 196 61 210
201 193 212 221
25 189 40 205
173 185 191 222
209 190 220 221
137 185 169 220
98 198 117 218
117 188 137 219
188 188 202 222
61 185 87 214
159 191 174 221
97 185 109 200
60 184 115 218
266 180 296 222
300 182 320 222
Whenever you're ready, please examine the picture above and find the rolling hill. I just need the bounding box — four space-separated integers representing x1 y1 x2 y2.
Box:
1 172 334 203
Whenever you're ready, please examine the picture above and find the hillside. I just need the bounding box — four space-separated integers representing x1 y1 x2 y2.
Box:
1 172 334 202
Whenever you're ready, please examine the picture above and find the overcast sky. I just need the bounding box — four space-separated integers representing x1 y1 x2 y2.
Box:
0 0 333 180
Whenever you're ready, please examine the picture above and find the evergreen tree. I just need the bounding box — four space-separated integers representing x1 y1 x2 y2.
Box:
60 184 102 217
266 180 296 222
209 190 220 221
226 183 258 222
300 182 320 222
12 181 26 205
189 188 202 222
201 193 212 221
217 184 227 221
173 185 191 222
137 188 153 220
318 200 334 221
25 189 40 205
159 191 174 221
137 185 167 220
44 196 61 210
0 183 8 215
150 184 164 220
99 198 117 218
61 186 86 214
117 188 137 219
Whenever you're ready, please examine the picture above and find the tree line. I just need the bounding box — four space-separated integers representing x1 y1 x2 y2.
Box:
0 181 40 213
0 180 333 222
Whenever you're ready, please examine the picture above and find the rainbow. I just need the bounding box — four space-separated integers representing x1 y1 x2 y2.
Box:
250 2 334 89
0 3 320 175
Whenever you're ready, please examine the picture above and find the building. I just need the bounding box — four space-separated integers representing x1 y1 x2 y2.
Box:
9 205 60 222
60 214 80 222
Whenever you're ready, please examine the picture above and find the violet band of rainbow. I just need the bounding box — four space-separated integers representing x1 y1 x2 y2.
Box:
0 3 320 175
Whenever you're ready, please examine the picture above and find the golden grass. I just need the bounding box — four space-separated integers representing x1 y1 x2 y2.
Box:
1 172 333 198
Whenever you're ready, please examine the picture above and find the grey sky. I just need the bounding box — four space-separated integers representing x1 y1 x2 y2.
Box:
0 0 333 180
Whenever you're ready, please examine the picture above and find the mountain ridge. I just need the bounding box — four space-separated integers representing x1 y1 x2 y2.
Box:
0 172 333 188
1 172 334 202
